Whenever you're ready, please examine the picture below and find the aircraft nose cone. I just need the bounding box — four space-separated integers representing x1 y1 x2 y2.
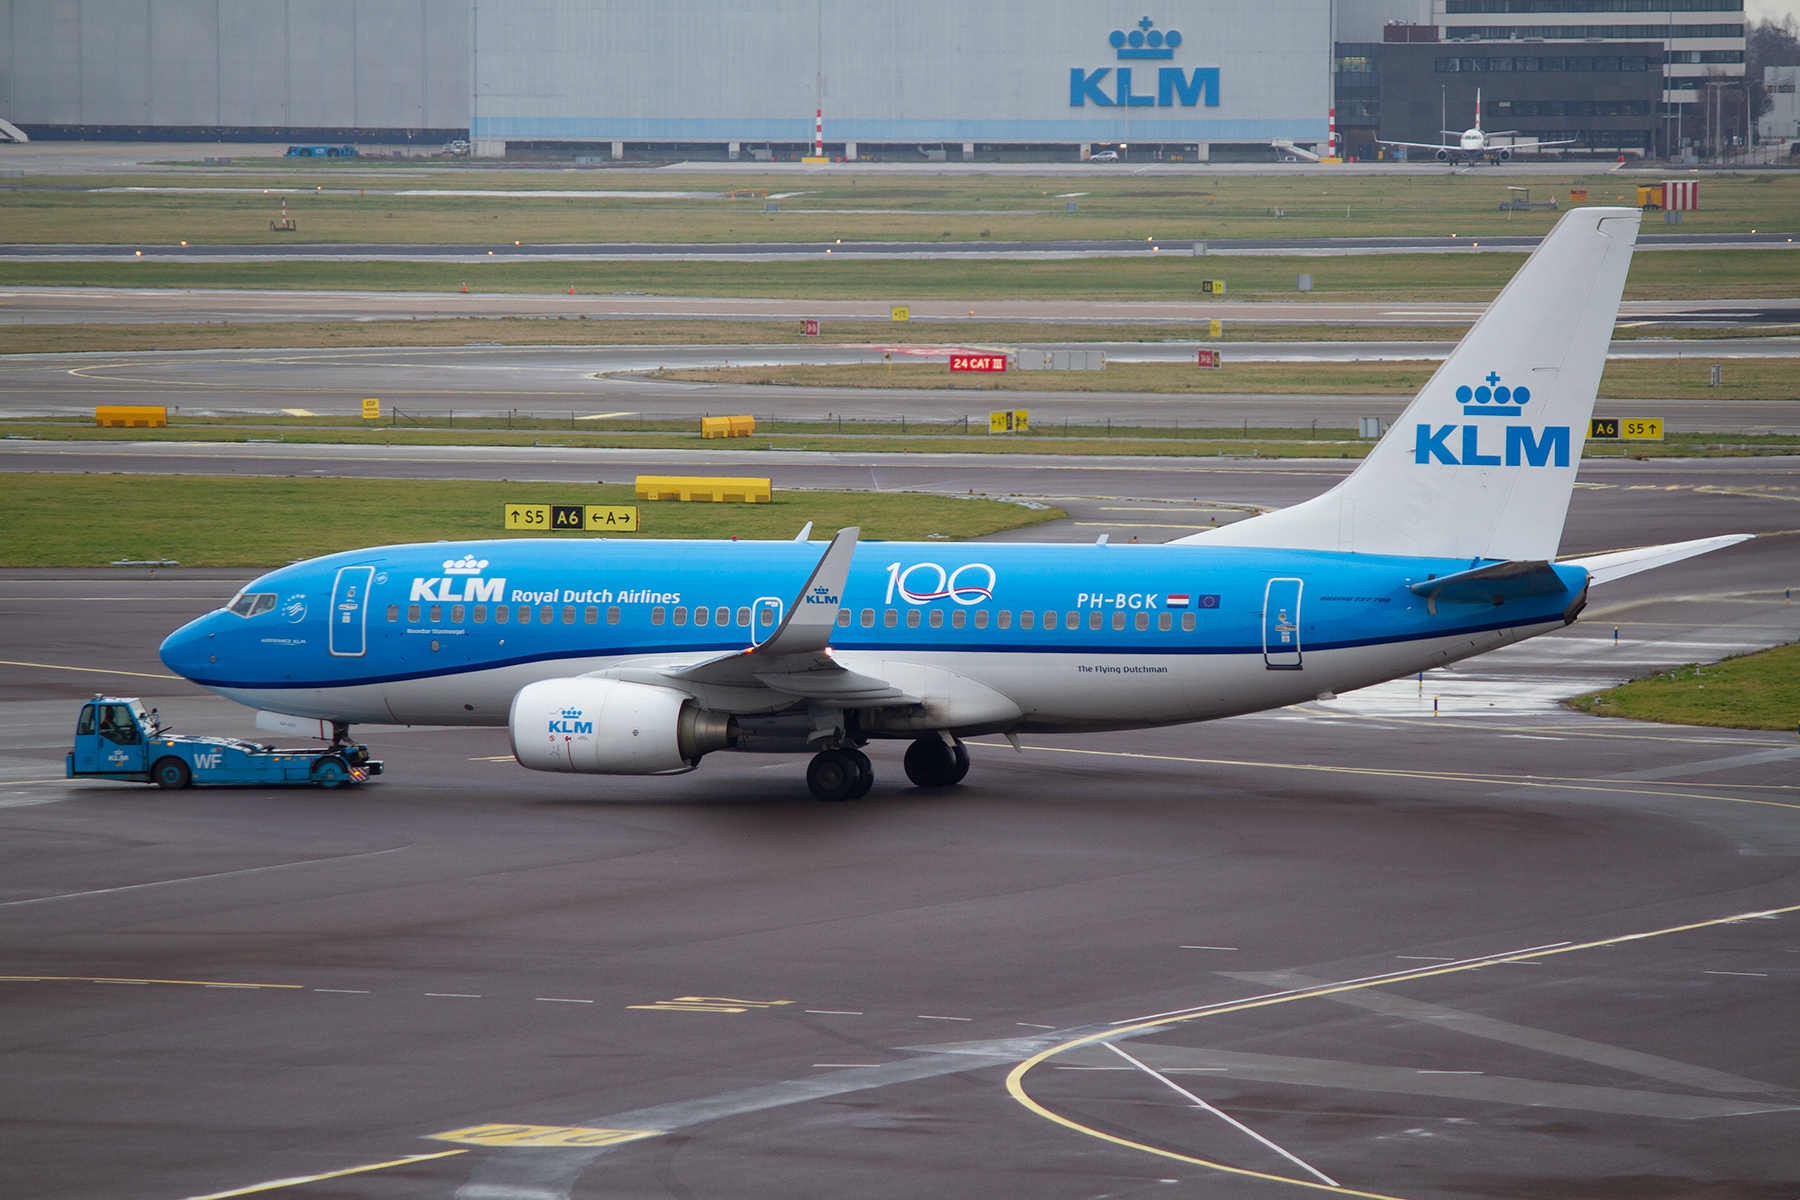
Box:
159 614 219 680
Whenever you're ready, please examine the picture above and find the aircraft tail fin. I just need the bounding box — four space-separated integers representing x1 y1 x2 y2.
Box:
1176 206 1641 561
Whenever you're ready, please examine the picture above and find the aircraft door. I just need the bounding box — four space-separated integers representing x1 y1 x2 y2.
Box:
1262 578 1303 670
329 566 376 657
751 596 783 646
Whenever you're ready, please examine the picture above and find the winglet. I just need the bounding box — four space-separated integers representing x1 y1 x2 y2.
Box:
752 527 859 657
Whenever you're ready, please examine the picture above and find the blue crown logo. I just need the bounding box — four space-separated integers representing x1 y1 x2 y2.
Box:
1456 371 1530 416
560 707 583 719
1111 16 1181 58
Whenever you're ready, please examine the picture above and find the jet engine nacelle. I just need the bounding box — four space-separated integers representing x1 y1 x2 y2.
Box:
1434 147 1451 162
509 677 736 775
1497 147 1512 162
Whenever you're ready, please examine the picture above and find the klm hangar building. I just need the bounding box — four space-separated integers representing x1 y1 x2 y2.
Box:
468 0 1332 161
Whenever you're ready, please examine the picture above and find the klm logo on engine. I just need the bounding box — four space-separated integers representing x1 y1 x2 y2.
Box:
411 556 506 604
1071 18 1218 108
804 585 839 606
549 706 592 735
1416 370 1568 467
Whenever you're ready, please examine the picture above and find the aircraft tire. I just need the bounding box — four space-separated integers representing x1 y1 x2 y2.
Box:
807 749 861 802
846 749 874 799
152 757 191 790
949 742 970 784
903 736 961 789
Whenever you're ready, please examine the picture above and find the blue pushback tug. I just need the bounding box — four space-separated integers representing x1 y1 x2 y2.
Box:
66 698 381 789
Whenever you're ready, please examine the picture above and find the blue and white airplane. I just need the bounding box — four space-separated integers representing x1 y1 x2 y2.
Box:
160 208 1744 801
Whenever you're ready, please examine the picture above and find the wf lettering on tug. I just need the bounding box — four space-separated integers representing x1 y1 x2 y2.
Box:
158 209 1750 802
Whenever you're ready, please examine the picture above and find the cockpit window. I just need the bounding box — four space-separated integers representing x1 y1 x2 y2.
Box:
227 591 278 617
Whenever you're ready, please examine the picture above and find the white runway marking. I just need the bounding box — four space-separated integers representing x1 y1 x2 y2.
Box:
0 846 406 906
1102 1040 1341 1187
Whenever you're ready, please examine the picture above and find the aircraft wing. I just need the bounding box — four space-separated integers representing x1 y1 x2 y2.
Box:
1379 139 1458 150
651 526 920 705
1559 534 1753 585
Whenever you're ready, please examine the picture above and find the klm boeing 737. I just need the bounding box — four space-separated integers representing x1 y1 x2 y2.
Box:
160 208 1745 801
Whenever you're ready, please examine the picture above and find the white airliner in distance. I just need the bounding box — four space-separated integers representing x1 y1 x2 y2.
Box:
1381 88 1577 164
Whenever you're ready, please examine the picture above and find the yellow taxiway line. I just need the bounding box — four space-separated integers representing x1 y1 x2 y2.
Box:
178 1149 466 1200
1006 900 1800 1198
0 658 180 680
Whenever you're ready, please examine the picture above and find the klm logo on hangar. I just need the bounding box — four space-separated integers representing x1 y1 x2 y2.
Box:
1070 18 1219 108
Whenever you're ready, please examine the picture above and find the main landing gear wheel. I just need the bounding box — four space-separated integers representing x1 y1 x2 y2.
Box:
807 749 862 802
845 748 874 799
904 735 968 789
152 757 190 790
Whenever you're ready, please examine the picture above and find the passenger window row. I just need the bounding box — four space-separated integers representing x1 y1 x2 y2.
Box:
385 603 759 628
842 607 1198 632
383 604 1200 633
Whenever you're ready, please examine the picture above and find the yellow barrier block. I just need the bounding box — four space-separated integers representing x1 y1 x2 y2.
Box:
95 406 167 428
700 415 755 439
636 476 771 503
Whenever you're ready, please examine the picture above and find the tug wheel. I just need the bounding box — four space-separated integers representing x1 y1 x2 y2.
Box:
152 757 191 790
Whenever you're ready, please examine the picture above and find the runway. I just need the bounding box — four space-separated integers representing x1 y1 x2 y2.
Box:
5 229 1792 264
6 285 1796 330
2 449 1797 1200
0 139 1726 177
6 286 1795 330
5 342 1798 434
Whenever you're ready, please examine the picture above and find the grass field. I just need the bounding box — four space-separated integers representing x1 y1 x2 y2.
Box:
654 357 1800 400
1 247 1793 302
3 319 1478 357
1567 642 1800 731
3 318 1789 358
6 415 1794 459
0 475 1060 567
5 168 1796 244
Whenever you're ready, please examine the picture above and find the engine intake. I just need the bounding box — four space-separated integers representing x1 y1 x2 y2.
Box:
509 678 736 775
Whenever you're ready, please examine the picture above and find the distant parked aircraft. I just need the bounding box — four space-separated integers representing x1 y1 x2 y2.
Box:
1381 88 1576 164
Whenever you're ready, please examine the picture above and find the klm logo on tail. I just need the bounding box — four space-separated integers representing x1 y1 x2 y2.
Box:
1416 371 1569 467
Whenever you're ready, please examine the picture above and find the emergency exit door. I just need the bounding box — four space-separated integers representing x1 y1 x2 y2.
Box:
1262 578 1303 670
751 595 784 646
330 566 375 657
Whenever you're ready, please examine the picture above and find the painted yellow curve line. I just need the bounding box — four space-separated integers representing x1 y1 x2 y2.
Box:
1 975 303 988
1006 900 1800 1198
178 1149 466 1199
0 658 181 680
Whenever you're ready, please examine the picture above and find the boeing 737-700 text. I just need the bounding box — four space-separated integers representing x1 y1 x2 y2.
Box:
160 207 1745 801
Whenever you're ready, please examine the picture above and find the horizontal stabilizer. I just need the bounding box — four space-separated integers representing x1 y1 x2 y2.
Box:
1410 559 1568 613
1560 534 1753 585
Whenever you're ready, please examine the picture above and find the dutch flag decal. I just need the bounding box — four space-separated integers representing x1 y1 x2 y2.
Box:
1165 593 1191 608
